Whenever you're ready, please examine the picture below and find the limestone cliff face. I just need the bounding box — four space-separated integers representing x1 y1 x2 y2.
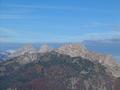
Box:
56 44 120 77
56 44 88 57
38 44 53 53
56 44 114 64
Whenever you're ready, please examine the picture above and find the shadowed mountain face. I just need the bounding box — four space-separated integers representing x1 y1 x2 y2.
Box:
0 44 120 90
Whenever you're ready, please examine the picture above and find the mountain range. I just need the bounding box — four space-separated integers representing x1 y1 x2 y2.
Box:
0 44 120 90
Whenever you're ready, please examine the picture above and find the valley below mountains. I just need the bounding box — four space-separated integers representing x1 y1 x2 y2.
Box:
0 44 120 90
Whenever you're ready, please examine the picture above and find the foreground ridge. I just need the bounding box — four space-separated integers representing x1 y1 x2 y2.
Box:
0 43 120 90
7 43 120 77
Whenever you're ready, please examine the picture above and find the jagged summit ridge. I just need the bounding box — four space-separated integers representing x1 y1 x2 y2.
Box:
56 44 120 77
56 43 88 57
9 43 117 66
9 44 54 58
57 44 117 64
9 44 37 58
0 50 116 90
7 43 120 77
0 43 120 90
39 44 53 53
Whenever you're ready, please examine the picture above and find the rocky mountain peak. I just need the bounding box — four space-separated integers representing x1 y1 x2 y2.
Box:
21 44 34 50
39 44 53 53
4 43 120 77
57 43 88 57
56 44 120 77
0 49 117 90
9 44 37 58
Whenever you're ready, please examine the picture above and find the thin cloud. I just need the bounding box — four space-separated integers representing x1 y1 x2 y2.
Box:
83 31 120 40
0 35 14 38
104 38 120 43
0 27 17 42
88 22 120 28
1 4 87 11
1 4 119 13
0 9 34 14
0 27 18 35
0 15 25 19
0 38 11 43
1 4 119 20
0 27 18 43
0 4 85 20
0 27 120 43
62 31 120 42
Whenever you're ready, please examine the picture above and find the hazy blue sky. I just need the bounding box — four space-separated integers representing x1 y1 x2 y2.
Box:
0 0 120 43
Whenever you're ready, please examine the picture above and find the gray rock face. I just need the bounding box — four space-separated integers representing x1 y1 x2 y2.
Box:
56 44 88 57
56 44 120 77
39 44 53 53
56 44 114 65
9 44 37 58
2 43 120 77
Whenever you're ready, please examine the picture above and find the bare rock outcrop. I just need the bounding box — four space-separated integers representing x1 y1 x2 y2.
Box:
9 44 37 58
56 44 120 77
39 44 53 53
